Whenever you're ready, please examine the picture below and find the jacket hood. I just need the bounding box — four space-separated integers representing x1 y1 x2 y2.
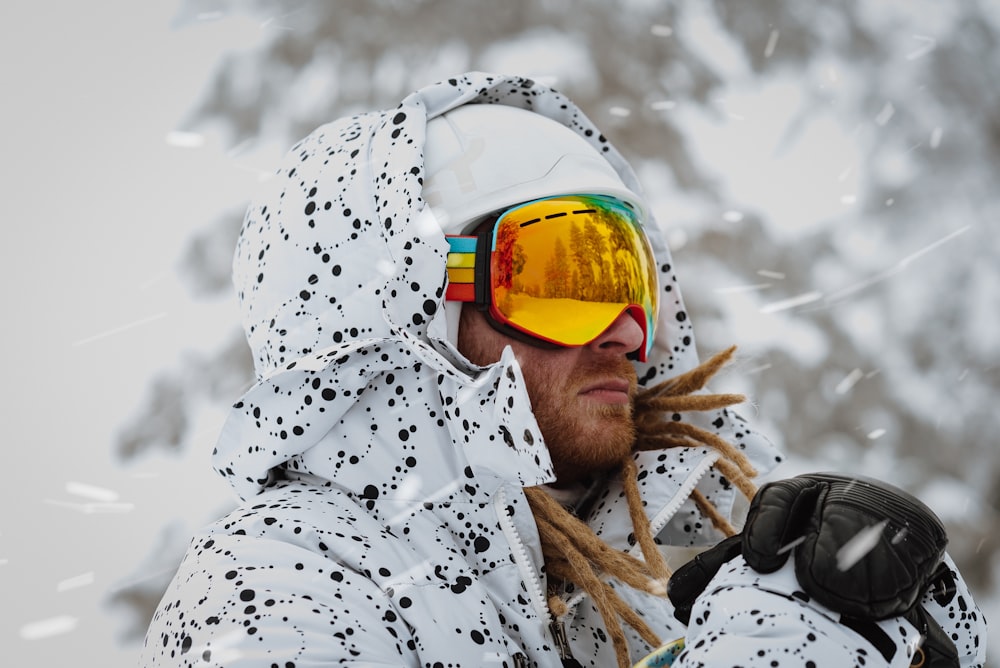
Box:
213 72 779 513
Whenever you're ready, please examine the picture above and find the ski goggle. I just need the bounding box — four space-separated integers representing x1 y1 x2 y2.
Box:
445 194 659 361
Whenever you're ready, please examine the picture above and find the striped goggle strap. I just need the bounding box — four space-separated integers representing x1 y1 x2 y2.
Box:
445 235 478 302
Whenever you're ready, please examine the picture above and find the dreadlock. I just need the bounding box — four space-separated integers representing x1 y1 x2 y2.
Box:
524 346 760 668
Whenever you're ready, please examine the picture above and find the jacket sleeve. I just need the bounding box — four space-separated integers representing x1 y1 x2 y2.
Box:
140 531 417 667
921 553 988 666
671 554 986 668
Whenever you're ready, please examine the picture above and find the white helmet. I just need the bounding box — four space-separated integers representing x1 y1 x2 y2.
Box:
422 103 644 234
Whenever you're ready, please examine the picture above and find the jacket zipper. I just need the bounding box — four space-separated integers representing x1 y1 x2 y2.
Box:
496 486 550 619
644 450 722 543
495 486 581 665
549 619 571 659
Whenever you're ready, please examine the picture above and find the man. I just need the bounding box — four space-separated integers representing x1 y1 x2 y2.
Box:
142 72 985 667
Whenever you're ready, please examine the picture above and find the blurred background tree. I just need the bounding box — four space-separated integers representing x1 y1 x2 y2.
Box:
112 0 1000 655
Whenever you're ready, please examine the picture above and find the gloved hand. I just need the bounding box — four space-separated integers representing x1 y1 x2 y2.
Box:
667 473 957 666
666 534 742 627
741 472 948 619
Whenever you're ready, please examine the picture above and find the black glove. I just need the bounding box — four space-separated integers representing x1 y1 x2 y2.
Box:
666 534 742 627
741 472 947 620
667 473 958 666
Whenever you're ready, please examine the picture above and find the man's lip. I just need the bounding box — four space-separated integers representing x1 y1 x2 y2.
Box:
578 378 632 397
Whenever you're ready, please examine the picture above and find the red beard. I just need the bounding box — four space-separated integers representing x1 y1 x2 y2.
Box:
531 356 638 487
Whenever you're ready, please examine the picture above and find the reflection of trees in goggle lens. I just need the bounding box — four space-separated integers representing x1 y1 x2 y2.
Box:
504 211 649 307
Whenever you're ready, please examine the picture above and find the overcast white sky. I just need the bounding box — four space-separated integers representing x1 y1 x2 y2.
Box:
0 3 267 665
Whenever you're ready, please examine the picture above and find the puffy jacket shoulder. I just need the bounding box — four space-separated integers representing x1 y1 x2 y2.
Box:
140 483 418 666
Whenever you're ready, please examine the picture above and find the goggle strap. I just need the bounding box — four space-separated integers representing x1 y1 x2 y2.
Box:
474 225 493 306
445 235 479 302
446 235 478 254
445 282 475 302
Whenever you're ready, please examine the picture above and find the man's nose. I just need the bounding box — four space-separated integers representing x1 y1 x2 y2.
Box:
588 308 646 357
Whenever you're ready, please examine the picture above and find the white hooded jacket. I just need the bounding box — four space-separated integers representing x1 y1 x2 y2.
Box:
142 72 986 667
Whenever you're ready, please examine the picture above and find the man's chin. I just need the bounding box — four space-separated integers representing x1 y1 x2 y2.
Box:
548 416 636 486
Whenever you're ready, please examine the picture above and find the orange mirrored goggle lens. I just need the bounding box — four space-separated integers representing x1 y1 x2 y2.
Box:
446 195 659 360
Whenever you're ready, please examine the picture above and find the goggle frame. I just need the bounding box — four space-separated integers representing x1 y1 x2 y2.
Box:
445 194 659 361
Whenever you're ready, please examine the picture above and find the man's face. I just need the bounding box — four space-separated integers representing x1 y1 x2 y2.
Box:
457 306 644 487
